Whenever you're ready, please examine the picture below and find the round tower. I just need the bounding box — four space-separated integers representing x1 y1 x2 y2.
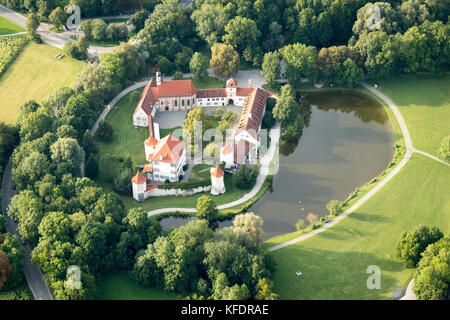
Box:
210 165 226 195
131 171 147 201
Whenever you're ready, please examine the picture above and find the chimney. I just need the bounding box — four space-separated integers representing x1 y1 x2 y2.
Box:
156 72 161 86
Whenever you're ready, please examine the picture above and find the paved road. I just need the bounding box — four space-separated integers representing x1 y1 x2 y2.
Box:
0 4 115 57
1 160 53 300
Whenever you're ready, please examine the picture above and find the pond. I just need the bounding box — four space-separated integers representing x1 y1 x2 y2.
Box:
160 90 395 240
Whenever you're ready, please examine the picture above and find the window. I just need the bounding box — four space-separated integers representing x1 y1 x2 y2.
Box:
182 100 185 106
187 99 190 106
175 100 178 106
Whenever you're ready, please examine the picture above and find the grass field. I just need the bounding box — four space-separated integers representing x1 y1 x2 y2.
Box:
0 42 85 124
269 75 450 299
271 154 449 299
371 74 450 157
0 16 24 35
97 272 179 300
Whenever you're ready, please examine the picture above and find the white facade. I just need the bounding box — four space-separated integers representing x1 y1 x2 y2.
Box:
132 180 146 201
152 150 186 183
210 169 226 195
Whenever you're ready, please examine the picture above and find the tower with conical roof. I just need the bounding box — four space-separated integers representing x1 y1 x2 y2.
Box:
210 165 226 195
131 171 147 201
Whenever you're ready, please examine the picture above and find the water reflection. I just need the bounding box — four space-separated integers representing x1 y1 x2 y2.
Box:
160 91 395 241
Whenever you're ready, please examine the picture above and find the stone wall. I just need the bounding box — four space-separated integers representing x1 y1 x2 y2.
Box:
143 185 211 199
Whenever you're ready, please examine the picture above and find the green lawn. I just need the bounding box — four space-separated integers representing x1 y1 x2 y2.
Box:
97 271 179 300
269 75 450 299
372 74 450 157
0 42 85 124
0 16 24 35
271 154 450 299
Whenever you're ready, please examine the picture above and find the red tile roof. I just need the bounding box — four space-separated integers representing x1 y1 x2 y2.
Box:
145 183 158 192
144 136 158 147
143 163 153 173
157 80 196 97
210 165 224 178
236 87 254 96
226 78 238 88
131 171 146 184
237 88 270 133
134 79 157 116
150 134 185 164
196 88 226 98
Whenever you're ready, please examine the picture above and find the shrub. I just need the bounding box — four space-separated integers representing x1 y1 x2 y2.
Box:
413 237 449 300
396 225 443 268
295 219 306 231
326 200 342 217
95 120 114 142
172 71 184 80
85 155 99 179
233 165 259 190
0 36 29 76
438 136 450 162
114 170 133 196
159 178 210 190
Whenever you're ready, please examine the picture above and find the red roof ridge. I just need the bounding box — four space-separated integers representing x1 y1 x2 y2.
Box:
131 171 146 184
211 165 224 178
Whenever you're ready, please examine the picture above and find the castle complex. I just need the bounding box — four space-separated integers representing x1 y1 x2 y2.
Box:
131 73 271 201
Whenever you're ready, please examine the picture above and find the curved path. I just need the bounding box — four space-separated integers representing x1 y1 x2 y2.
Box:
1 160 53 300
269 83 448 253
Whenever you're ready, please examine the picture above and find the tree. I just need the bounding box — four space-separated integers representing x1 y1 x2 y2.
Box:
85 154 99 179
191 3 229 46
95 119 113 142
195 195 218 222
0 233 24 289
359 31 400 78
413 237 449 300
326 200 343 217
74 64 120 104
50 137 83 165
261 51 281 86
0 250 12 289
38 211 71 242
295 219 306 231
352 2 400 37
281 43 317 86
232 165 258 190
114 170 133 196
26 12 40 40
189 52 209 79
210 43 240 78
335 59 364 88
49 7 66 30
398 0 430 31
306 213 319 226
183 106 211 145
80 20 93 40
400 20 449 73
130 9 149 32
396 225 443 268
255 278 278 300
273 84 298 123
438 136 450 162
91 19 107 42
232 212 264 247
19 109 54 142
222 16 261 61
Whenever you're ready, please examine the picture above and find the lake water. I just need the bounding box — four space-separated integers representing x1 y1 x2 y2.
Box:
160 90 395 240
